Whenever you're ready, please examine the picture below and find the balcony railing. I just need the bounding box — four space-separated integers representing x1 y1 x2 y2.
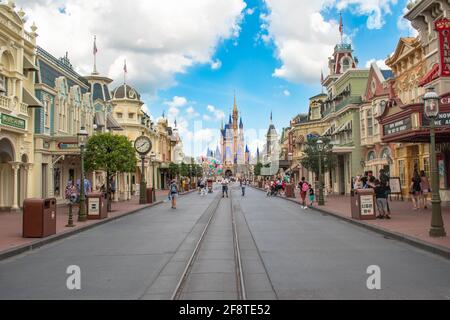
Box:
19 102 28 115
0 96 13 111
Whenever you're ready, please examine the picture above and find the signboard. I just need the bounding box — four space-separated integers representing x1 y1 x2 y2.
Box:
88 198 100 216
360 195 375 216
57 142 79 150
383 117 412 136
389 177 402 195
436 18 450 77
0 113 26 130
422 112 450 127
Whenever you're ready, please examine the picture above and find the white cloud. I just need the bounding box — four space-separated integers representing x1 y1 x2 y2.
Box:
206 105 226 121
246 8 255 15
203 114 212 121
18 0 247 94
262 0 398 84
397 7 418 37
210 59 222 70
165 96 188 109
365 58 388 69
283 89 291 97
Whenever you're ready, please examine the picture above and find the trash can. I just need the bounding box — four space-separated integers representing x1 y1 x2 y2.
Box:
23 198 57 238
351 189 376 220
146 188 154 204
87 193 108 220
285 184 295 198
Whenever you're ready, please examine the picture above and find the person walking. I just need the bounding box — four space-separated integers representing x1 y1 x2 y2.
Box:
299 177 309 209
379 169 391 216
265 180 271 197
168 179 179 209
420 170 431 210
410 170 422 210
308 184 315 208
240 178 247 196
222 177 229 198
374 180 390 219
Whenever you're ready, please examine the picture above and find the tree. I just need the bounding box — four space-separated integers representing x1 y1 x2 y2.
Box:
300 137 336 179
254 162 263 176
195 164 203 178
168 162 180 180
84 133 136 212
180 162 189 177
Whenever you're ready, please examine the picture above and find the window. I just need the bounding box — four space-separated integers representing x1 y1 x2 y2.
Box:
44 100 50 128
367 111 373 137
342 58 351 72
368 151 376 162
0 75 8 96
129 113 135 119
117 113 123 119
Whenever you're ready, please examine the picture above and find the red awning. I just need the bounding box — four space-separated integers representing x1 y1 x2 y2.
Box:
419 63 440 87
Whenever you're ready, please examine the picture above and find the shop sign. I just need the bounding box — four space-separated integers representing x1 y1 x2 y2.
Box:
360 195 375 216
57 142 79 150
0 113 26 130
88 198 100 216
383 117 412 136
436 18 450 77
422 112 450 127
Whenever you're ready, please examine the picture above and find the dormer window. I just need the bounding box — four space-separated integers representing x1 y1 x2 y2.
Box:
342 58 351 72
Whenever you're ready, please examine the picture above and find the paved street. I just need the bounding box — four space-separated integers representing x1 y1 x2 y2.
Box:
0 184 449 300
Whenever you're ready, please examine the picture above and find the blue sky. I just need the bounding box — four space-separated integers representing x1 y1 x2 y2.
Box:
20 0 415 157
144 0 414 156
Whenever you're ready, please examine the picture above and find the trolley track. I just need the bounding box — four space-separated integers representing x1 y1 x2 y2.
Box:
171 187 246 300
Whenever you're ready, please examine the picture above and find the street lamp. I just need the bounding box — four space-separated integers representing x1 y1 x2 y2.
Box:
77 126 88 222
317 139 325 206
423 87 446 237
150 151 157 202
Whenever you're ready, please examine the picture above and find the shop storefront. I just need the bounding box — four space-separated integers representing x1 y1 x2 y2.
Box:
378 97 450 201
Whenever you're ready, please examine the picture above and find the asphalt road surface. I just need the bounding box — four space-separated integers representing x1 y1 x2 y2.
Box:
1 184 449 300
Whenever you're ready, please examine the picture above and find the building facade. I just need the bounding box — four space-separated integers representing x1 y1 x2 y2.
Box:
0 3 41 210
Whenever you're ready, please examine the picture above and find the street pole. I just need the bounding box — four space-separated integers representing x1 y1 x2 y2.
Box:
66 202 75 227
140 155 147 204
78 144 87 222
152 160 156 202
318 150 325 206
429 118 446 237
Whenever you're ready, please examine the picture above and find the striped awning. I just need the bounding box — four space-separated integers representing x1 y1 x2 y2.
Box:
322 125 335 136
336 120 352 133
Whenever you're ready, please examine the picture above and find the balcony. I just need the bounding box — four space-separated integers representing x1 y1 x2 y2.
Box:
0 96 13 111
0 96 30 116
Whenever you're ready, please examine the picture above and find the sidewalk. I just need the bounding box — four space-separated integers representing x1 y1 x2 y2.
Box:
0 189 174 259
253 186 450 257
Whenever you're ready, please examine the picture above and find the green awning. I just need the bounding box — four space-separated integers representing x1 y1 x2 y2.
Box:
23 56 38 72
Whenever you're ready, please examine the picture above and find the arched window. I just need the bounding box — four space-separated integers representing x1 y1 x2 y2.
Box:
368 151 376 162
381 148 391 161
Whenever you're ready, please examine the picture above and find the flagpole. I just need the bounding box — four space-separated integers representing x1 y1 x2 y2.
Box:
93 35 98 74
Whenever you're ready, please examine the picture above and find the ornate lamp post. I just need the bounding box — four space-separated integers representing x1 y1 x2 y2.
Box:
317 139 325 206
77 126 88 222
135 135 152 205
423 87 446 237
150 151 157 202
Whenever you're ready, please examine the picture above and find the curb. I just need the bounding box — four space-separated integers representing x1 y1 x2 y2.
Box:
0 195 181 261
251 186 450 260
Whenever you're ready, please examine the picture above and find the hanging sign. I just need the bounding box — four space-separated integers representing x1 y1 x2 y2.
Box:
436 18 450 77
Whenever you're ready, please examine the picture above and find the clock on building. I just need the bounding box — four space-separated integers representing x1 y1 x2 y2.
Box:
134 136 152 155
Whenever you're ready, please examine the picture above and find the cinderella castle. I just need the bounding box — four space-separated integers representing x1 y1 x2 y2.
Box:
206 96 251 177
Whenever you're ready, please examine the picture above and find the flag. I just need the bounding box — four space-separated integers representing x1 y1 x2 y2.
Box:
93 36 98 55
339 13 343 35
321 70 324 83
124 59 127 74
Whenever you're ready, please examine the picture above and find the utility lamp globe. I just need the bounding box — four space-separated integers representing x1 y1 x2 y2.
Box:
424 87 440 118
150 151 157 162
77 126 88 147
317 139 324 152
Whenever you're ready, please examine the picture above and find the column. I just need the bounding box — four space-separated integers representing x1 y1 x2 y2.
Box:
92 171 97 192
11 163 20 210
25 164 34 199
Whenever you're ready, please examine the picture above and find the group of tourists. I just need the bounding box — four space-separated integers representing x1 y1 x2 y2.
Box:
264 179 286 197
298 177 315 210
410 170 431 211
354 170 391 220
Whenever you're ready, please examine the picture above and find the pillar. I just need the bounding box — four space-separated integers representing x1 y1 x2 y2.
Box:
0 165 4 208
92 171 97 192
25 164 34 199
114 173 119 202
11 163 20 210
